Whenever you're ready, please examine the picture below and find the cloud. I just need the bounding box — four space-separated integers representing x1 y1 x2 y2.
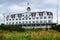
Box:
44 0 57 5
0 14 4 24
7 5 26 13
0 0 59 24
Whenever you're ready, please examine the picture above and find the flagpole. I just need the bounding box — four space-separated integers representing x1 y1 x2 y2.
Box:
57 1 58 24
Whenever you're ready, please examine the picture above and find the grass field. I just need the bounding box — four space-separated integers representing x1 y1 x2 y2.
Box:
0 30 60 40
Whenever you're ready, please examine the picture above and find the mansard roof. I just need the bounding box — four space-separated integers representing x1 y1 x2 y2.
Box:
6 11 53 17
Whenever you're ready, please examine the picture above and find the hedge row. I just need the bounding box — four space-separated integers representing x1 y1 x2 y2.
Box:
0 24 25 32
0 24 60 32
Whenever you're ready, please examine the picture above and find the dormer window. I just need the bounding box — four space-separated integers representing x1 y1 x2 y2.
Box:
31 13 36 17
11 14 15 18
18 14 22 18
6 15 9 18
39 12 43 16
47 12 53 16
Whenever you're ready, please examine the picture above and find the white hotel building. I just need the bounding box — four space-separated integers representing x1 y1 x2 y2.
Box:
4 3 56 29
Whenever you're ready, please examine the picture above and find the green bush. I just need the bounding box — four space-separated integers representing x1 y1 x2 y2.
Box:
25 28 43 32
52 24 60 32
0 25 25 32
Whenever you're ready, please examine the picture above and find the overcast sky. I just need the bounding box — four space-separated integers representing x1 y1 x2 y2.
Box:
0 0 60 24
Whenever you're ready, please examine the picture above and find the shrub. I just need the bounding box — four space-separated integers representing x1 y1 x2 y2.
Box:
0 25 25 32
25 28 43 32
52 24 60 32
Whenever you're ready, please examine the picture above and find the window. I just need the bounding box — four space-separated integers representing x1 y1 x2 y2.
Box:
27 7 30 11
23 15 24 16
26 21 27 23
50 12 53 15
47 12 49 15
40 17 42 19
44 17 46 19
6 19 8 21
22 18 24 20
6 15 9 18
44 20 47 23
12 19 14 20
22 22 24 24
29 21 31 23
47 12 53 16
40 21 42 23
12 22 14 24
26 18 27 20
19 22 21 24
11 14 15 18
31 13 36 17
16 22 18 24
43 12 47 15
9 19 11 21
29 18 31 20
9 22 11 24
26 15 28 17
36 17 39 19
36 21 38 23
33 18 35 19
29 15 31 16
6 22 8 24
48 17 51 19
39 12 43 16
33 21 35 23
48 20 51 23
18 14 22 18
16 19 18 20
